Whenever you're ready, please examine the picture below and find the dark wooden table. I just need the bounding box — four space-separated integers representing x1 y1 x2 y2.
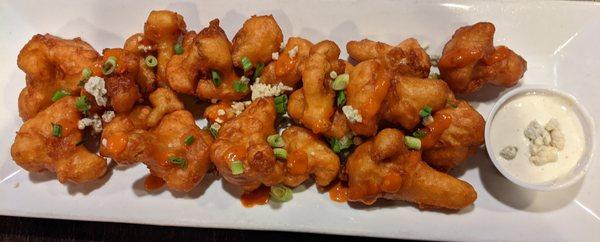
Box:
0 215 402 242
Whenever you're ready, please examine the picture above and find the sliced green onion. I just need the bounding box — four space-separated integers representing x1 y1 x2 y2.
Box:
273 148 287 159
332 73 350 91
447 100 458 108
404 136 422 150
209 127 219 137
270 184 293 202
81 67 92 80
267 134 285 148
75 96 91 114
51 89 70 102
329 136 352 153
274 95 288 114
144 55 158 68
102 56 117 75
231 160 244 175
253 62 264 80
241 56 253 72
233 80 248 93
336 90 346 108
168 156 187 169
211 70 221 86
412 129 428 138
184 135 195 146
173 42 184 55
51 123 62 137
419 105 432 118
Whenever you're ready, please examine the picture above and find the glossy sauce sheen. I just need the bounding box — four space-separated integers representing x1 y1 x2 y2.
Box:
144 174 165 190
241 185 270 207
328 181 348 202
490 92 585 184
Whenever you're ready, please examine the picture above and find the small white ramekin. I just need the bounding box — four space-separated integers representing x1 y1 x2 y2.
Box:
485 85 595 191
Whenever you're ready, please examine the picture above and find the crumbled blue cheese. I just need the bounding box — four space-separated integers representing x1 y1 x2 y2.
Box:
210 122 221 132
240 76 250 84
329 71 338 79
524 119 565 165
78 114 103 133
342 105 362 123
215 117 224 123
101 111 115 123
422 115 434 126
250 80 293 100
217 109 226 116
272 52 279 60
231 101 251 116
288 46 299 58
84 76 108 107
500 146 518 160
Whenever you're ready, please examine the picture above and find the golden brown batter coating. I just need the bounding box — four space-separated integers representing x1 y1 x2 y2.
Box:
231 15 283 71
259 37 313 87
144 10 186 85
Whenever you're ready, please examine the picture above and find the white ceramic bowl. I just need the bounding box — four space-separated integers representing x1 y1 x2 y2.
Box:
485 86 595 191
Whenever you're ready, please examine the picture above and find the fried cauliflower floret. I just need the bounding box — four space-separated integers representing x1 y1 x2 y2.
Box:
100 106 152 165
287 90 350 139
281 126 340 187
345 128 477 209
11 97 107 183
421 100 485 171
94 48 143 113
144 110 213 192
347 38 430 77
195 20 250 101
260 37 313 87
123 33 159 95
17 34 100 120
231 15 283 71
210 98 284 191
381 76 452 130
439 22 527 94
345 59 391 136
204 101 236 124
166 31 199 94
144 10 186 85
287 41 344 134
147 88 184 127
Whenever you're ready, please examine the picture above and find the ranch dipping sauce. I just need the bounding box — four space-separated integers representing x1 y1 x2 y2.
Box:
489 91 585 184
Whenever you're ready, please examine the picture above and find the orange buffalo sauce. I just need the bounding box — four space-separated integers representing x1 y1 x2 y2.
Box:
241 185 270 208
483 46 511 65
275 52 296 76
286 151 308 175
105 132 128 155
438 48 483 69
144 174 165 191
420 114 452 149
381 172 402 193
328 180 348 203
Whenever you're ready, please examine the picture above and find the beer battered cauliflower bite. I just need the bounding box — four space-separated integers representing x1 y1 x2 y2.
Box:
11 9 527 210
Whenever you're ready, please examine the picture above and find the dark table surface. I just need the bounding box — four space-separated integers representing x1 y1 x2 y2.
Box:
0 215 401 242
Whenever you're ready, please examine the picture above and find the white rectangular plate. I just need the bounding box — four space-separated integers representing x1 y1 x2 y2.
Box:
1 0 599 241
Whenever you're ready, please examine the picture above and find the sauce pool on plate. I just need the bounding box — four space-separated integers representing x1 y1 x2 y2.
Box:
489 91 585 184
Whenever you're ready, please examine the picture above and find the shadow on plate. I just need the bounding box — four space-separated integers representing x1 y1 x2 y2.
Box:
27 159 115 195
477 146 583 212
131 172 219 199
347 198 475 215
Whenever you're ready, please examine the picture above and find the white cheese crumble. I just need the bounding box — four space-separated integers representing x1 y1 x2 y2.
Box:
215 117 224 124
210 122 221 131
250 80 293 100
329 71 338 79
422 115 434 126
524 119 565 165
231 101 252 116
101 111 115 123
342 105 363 123
217 109 226 116
240 76 250 84
500 146 518 160
78 114 103 134
288 46 299 58
272 52 279 60
84 76 108 107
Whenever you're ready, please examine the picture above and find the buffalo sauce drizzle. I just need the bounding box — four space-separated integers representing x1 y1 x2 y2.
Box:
144 174 165 190
326 180 349 203
241 185 270 208
420 114 453 149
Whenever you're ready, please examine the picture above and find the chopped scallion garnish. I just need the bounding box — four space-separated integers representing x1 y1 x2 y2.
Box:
81 67 92 80
253 62 264 80
332 73 350 91
447 100 458 108
102 56 117 75
270 184 293 202
329 136 352 153
233 80 248 93
168 156 187 169
231 160 244 175
267 134 285 148
241 56 253 72
412 129 428 138
419 105 432 118
274 95 288 114
404 136 422 150
75 96 91 114
51 123 62 137
273 148 287 159
336 90 346 107
184 135 195 146
211 70 221 86
173 42 184 55
51 89 70 102
144 55 158 68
